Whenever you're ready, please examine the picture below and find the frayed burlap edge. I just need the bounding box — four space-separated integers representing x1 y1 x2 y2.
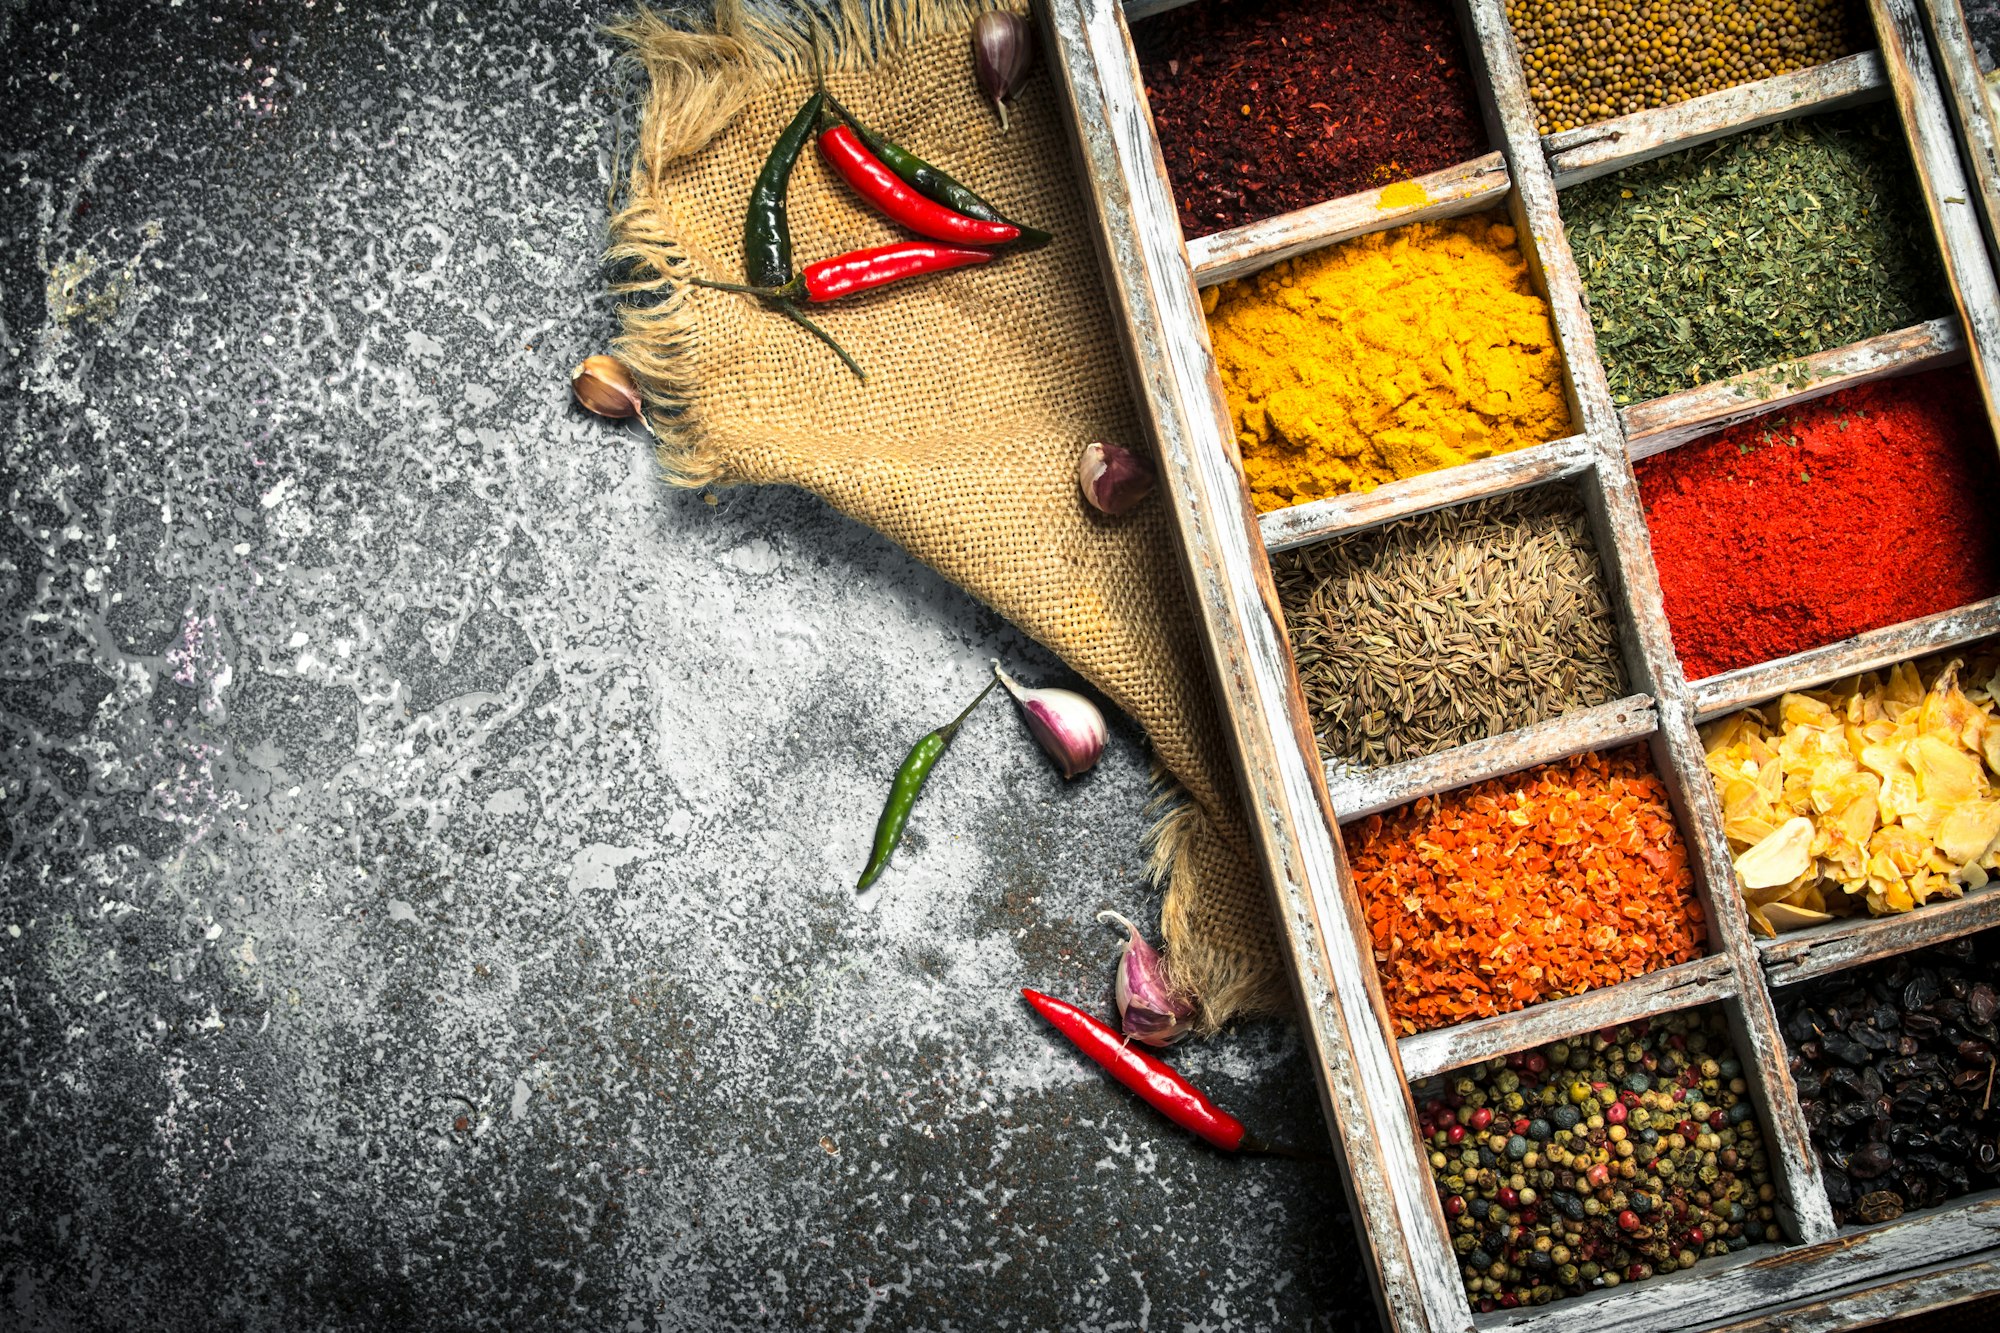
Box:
605 1 1291 1032
1144 771 1290 1030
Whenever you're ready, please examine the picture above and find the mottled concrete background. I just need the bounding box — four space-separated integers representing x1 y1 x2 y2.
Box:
1963 0 2000 71
0 2 1365 1328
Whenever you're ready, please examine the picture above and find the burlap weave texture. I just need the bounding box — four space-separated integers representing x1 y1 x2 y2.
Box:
609 0 1287 1027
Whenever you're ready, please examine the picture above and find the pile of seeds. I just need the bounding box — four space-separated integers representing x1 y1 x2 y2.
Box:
1274 488 1626 768
1134 0 1489 237
1505 0 1868 134
1414 1008 1778 1312
1565 109 1949 405
1351 744 1708 1034
1779 933 2000 1225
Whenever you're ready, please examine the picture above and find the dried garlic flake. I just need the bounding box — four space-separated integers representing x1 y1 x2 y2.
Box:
1703 658 2000 935
1735 817 1814 889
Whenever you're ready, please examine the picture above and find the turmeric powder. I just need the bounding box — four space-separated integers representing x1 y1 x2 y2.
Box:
1204 214 1573 513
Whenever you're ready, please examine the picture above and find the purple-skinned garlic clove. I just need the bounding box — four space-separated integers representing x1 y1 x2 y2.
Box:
1098 911 1194 1046
1077 441 1154 516
993 664 1106 779
971 11 1034 131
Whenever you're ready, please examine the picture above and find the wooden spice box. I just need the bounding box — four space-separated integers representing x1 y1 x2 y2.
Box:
1920 0 2000 283
1038 0 2000 1326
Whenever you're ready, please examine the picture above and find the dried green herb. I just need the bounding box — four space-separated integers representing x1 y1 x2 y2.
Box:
1274 487 1627 770
1564 108 1950 405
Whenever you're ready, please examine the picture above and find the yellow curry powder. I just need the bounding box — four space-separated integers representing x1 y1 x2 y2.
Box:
1376 179 1429 211
1203 215 1572 513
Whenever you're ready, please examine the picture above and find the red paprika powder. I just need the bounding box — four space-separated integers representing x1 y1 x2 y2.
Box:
1635 368 2000 680
1134 0 1490 239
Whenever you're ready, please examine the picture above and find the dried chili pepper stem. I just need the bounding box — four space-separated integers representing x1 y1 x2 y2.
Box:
689 278 865 381
773 302 865 382
689 276 800 299
854 677 997 893
1236 1137 1337 1164
1021 988 1332 1161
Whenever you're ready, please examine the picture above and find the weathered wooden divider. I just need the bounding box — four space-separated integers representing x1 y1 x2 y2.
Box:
1046 0 2000 1325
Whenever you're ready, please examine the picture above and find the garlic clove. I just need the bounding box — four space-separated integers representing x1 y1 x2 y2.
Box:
1734 815 1814 889
994 664 1106 779
971 11 1035 131
1077 441 1155 516
571 354 642 419
1763 901 1835 932
1099 910 1194 1046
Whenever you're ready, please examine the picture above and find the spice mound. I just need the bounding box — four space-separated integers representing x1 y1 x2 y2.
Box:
1208 214 1572 512
1134 0 1489 238
1275 487 1627 768
1780 934 2000 1226
1351 745 1707 1036
1704 656 2000 937
1636 369 2000 680
1565 109 1948 405
1415 1009 1778 1312
1505 0 1867 134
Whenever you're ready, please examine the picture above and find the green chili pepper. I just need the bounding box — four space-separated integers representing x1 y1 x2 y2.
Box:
855 677 998 892
700 91 864 380
823 94 1052 251
745 93 824 289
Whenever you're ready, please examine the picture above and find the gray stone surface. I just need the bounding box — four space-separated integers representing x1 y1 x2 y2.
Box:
0 2 1366 1328
1965 0 2000 73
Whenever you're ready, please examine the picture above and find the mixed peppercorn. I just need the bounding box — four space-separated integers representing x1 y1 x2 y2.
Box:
1414 1009 1777 1311
1781 933 2000 1225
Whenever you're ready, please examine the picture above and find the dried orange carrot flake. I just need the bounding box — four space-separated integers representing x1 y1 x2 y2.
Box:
1347 743 1707 1033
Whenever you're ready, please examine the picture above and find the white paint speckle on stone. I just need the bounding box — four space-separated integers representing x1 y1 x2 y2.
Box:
566 844 646 894
722 537 782 575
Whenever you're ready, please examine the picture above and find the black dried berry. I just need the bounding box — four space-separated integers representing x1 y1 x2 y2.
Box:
1904 972 1940 1011
1778 933 2000 1224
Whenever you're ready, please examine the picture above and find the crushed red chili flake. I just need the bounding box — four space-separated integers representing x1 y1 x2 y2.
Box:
1134 0 1491 238
1348 744 1708 1035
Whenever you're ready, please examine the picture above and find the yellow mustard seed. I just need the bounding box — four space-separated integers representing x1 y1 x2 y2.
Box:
1503 0 1867 133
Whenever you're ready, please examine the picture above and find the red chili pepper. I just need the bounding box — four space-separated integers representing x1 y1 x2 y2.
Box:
818 125 1021 246
802 241 993 303
1021 988 1246 1151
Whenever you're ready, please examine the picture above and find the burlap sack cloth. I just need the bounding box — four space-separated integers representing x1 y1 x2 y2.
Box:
608 0 1286 1028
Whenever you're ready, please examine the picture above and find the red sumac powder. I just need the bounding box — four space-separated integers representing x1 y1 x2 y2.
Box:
1134 0 1490 239
1636 368 2000 680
